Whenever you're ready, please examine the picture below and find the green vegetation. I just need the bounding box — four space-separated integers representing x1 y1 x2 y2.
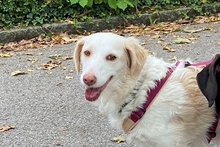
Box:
0 0 219 29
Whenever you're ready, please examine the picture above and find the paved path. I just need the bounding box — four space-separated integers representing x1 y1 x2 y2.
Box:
1 21 220 147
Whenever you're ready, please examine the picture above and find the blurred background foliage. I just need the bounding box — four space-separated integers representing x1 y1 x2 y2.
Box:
0 0 219 29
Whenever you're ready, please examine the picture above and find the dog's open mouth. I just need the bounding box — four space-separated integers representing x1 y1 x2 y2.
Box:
85 76 113 101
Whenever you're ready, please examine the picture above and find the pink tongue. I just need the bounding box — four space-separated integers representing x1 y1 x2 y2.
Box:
85 87 102 101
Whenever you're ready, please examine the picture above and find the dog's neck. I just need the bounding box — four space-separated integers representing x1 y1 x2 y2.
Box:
119 74 146 113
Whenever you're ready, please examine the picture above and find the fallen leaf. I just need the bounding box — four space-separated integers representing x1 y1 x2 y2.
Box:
168 56 178 61
173 38 191 44
111 135 125 143
141 40 147 45
60 56 73 61
60 65 66 70
65 76 73 79
29 43 40 48
24 52 33 55
68 69 74 73
59 127 67 132
0 126 15 132
183 28 203 33
53 34 62 43
27 69 33 73
11 70 28 76
39 64 57 70
183 27 213 33
55 142 61 146
61 33 78 43
47 71 53 74
39 60 62 70
56 82 63 86
62 36 77 43
49 54 73 61
163 46 176 52
176 18 193 24
0 53 12 58
37 52 43 56
49 54 62 60
188 36 199 40
151 34 160 39
27 58 38 63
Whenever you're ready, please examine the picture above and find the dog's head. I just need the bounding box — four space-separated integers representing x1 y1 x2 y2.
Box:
197 54 220 114
74 32 147 102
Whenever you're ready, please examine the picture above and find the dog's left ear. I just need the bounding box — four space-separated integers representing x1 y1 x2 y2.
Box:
125 37 147 78
74 37 85 74
197 54 220 113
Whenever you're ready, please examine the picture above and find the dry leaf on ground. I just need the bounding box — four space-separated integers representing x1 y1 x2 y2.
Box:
56 82 63 86
23 52 33 55
168 56 178 61
61 32 78 43
60 56 73 61
65 76 73 79
0 53 13 58
68 69 74 73
59 65 66 70
27 58 38 63
173 38 191 44
55 142 61 146
49 54 73 61
49 54 62 60
11 70 28 76
163 46 176 52
39 60 62 70
111 135 126 143
59 127 67 132
0 126 15 132
183 27 213 33
52 32 79 44
53 34 62 43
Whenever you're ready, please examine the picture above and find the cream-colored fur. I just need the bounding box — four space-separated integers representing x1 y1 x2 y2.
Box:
74 32 220 147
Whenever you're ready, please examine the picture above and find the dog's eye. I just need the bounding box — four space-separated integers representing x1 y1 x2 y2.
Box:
106 54 116 61
84 50 90 56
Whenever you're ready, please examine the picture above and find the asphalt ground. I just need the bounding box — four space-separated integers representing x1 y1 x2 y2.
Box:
1 21 220 147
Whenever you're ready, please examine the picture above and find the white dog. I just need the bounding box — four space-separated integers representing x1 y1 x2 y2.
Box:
74 32 220 147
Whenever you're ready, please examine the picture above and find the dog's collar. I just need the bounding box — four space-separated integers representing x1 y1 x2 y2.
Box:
119 75 146 113
122 68 173 133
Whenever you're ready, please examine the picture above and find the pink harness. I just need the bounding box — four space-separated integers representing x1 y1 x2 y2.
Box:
122 58 219 143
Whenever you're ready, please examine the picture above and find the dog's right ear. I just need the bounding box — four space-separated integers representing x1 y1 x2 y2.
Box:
197 54 220 113
74 38 85 74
